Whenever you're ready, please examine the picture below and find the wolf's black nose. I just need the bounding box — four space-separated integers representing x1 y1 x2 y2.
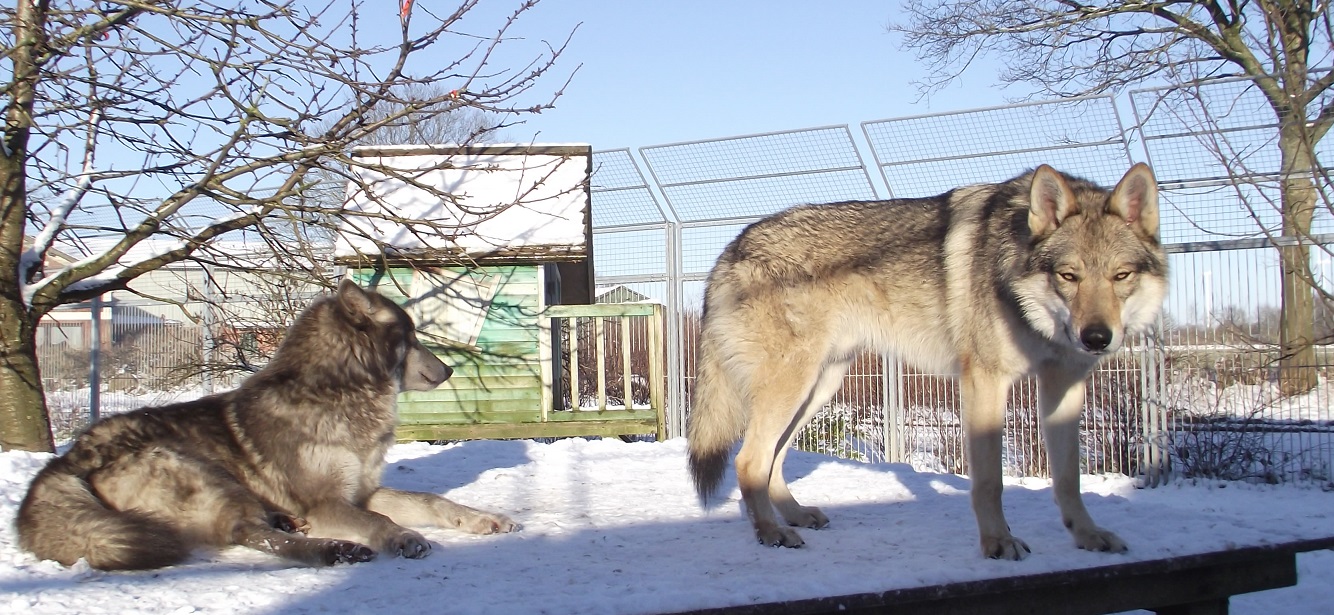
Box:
1081 325 1113 351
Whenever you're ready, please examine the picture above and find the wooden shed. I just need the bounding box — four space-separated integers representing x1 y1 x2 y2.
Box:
334 144 665 441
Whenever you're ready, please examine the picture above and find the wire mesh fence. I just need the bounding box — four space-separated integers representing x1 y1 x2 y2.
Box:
1129 72 1334 184
39 296 260 442
639 126 879 222
862 96 1133 197
591 87 1334 485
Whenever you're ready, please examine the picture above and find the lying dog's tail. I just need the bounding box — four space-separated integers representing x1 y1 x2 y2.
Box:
687 295 750 508
17 457 190 570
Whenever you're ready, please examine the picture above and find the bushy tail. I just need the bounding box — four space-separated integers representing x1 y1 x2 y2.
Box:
17 458 191 571
687 311 750 508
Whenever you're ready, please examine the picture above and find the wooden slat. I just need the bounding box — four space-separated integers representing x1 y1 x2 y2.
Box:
595 316 607 411
543 409 661 422
402 375 542 396
547 303 658 318
396 418 660 441
621 316 633 410
649 304 666 440
568 318 580 411
538 266 553 420
398 410 545 425
400 408 661 426
403 387 543 403
399 399 544 416
429 363 542 378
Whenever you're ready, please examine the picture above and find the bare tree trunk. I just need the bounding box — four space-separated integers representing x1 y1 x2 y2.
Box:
0 0 54 451
0 85 51 451
1279 243 1318 395
1277 121 1319 397
0 298 53 453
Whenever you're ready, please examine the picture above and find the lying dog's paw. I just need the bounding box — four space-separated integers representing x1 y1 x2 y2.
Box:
461 512 520 535
390 529 432 559
325 540 376 565
269 512 311 535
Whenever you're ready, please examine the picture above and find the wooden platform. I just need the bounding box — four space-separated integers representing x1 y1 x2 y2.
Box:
671 537 1334 615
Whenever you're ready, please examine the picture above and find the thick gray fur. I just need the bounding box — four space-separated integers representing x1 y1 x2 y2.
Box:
687 165 1166 559
17 280 518 570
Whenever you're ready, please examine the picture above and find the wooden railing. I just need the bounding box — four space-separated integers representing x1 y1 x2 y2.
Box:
540 303 667 440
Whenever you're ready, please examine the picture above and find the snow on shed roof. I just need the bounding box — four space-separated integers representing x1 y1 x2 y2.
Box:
335 144 592 265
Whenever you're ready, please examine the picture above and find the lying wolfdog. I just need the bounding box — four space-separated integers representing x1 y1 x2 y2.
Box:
688 164 1166 559
18 280 518 570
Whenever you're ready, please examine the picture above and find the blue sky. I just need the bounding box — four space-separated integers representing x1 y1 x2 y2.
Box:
501 1 1018 149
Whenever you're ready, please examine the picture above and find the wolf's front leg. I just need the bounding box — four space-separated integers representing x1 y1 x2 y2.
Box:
303 500 433 559
962 364 1031 560
1038 366 1127 553
367 487 520 535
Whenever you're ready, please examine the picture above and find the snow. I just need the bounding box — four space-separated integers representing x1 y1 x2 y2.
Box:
335 149 591 259
2 438 1332 615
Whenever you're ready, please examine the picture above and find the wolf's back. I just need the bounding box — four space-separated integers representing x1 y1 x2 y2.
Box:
17 457 191 570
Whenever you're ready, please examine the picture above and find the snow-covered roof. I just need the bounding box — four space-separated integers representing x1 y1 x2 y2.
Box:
335 144 592 264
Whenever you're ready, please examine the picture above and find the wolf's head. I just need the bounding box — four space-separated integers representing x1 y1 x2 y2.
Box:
329 279 454 392
1013 164 1168 356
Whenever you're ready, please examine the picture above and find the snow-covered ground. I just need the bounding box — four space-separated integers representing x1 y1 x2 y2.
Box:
2 438 1331 614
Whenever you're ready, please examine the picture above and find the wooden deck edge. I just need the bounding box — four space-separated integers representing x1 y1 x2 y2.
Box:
666 538 1334 615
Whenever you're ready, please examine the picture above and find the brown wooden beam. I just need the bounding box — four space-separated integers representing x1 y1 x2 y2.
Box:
396 418 660 441
668 539 1334 615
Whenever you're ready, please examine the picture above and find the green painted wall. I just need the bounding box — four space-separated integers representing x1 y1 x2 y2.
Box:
351 266 545 426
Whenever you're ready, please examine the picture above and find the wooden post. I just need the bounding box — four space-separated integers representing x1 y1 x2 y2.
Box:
621 316 633 409
595 316 607 411
539 309 554 422
649 304 667 440
569 318 580 411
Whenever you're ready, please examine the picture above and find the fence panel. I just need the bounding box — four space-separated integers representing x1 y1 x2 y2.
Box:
639 126 879 223
862 96 1133 198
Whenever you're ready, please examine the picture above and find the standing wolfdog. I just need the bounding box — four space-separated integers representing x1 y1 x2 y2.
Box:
688 164 1166 559
18 280 518 570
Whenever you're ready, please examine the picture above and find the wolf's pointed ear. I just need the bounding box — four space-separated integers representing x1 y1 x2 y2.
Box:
1029 165 1079 238
1109 163 1159 239
337 279 373 317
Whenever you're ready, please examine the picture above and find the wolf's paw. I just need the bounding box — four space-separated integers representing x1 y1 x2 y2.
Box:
325 540 376 565
390 530 433 559
461 513 520 535
981 535 1031 560
1073 527 1128 553
269 512 311 535
755 523 805 548
781 506 829 529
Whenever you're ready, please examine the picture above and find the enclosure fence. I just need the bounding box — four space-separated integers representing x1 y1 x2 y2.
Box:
589 87 1334 485
39 80 1334 485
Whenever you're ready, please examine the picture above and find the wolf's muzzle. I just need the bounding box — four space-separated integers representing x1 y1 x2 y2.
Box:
1079 324 1113 352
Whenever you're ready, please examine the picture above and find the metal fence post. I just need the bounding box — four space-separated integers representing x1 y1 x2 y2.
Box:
883 354 903 464
665 220 685 438
201 263 216 395
1138 317 1169 487
88 295 102 424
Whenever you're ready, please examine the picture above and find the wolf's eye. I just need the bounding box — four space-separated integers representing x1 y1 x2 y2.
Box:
1113 271 1132 281
1058 272 1078 282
